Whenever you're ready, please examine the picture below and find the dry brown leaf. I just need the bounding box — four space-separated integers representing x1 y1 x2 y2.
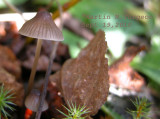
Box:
42 40 53 57
47 81 67 118
0 22 19 44
0 68 24 106
0 22 6 37
61 30 109 115
22 42 69 71
109 46 145 91
49 71 62 93
10 37 25 55
0 45 21 79
41 41 69 57
22 55 61 71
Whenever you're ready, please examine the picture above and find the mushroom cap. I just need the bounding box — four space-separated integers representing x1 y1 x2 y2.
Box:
25 89 48 112
19 10 64 41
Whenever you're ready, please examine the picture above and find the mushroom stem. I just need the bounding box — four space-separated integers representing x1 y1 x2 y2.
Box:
27 39 43 95
35 41 59 119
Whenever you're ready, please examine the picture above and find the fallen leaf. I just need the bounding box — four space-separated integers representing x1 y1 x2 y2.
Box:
61 30 109 115
49 71 62 93
22 55 61 71
10 36 25 55
0 22 6 37
0 68 24 106
0 45 21 79
41 40 53 57
47 81 67 118
41 40 69 57
22 42 69 71
55 42 70 66
109 46 146 91
0 22 19 44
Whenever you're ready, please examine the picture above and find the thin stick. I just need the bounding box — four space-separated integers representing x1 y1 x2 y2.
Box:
35 41 59 119
2 0 26 21
52 0 80 19
26 39 43 96
56 0 63 29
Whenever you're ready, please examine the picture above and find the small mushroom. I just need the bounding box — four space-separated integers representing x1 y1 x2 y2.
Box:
25 89 48 112
35 9 64 119
19 9 63 95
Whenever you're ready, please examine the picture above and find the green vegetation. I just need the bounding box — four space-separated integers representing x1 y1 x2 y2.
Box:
0 84 15 119
57 101 90 119
101 105 124 119
131 36 160 91
127 97 151 119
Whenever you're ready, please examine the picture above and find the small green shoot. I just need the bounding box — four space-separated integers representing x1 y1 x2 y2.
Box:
0 84 16 119
127 97 151 119
57 101 90 119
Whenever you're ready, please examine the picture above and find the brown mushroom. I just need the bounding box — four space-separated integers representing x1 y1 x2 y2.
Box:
25 89 48 112
19 9 63 95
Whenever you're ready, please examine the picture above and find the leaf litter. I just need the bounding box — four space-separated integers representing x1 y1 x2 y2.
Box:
49 30 109 116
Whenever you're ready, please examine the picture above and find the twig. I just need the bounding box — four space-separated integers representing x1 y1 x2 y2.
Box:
2 0 26 21
52 0 81 19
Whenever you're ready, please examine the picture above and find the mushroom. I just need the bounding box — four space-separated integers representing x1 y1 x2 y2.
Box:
35 9 64 118
25 89 48 112
19 9 64 95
